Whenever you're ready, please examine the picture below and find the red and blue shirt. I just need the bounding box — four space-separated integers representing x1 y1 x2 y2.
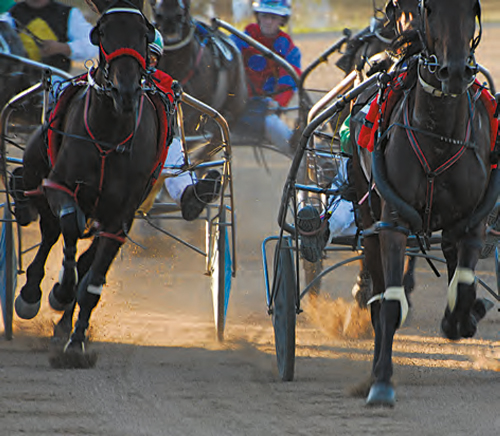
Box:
232 23 301 107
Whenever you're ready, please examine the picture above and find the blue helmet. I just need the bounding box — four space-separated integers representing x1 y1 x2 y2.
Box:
252 0 292 17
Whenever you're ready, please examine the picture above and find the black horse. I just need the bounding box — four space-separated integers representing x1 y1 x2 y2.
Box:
152 0 247 137
350 0 498 405
13 0 172 366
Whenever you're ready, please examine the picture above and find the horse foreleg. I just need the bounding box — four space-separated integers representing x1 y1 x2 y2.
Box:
53 238 99 342
66 235 123 353
45 190 86 312
367 225 408 407
15 200 60 319
441 228 488 340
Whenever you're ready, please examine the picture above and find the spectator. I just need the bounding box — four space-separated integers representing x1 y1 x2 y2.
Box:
6 0 97 71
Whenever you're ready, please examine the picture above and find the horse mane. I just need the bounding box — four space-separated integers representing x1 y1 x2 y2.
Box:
387 28 423 62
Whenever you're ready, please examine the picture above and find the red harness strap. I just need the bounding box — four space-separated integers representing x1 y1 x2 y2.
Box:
83 89 144 210
41 178 80 199
100 43 146 70
98 230 126 244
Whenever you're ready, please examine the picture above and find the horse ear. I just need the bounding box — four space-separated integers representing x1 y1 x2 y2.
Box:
90 25 100 46
385 0 396 23
146 21 155 44
84 0 109 14
128 0 146 12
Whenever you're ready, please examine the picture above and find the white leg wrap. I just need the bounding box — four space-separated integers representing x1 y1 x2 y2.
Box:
87 284 103 296
367 286 409 328
447 267 475 312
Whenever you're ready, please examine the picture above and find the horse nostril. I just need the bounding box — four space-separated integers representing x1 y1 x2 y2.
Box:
464 65 476 82
436 66 449 81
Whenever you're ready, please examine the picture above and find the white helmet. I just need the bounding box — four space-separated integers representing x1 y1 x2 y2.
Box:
149 29 164 57
252 0 292 17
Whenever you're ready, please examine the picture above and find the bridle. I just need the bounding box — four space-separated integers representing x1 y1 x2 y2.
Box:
416 0 482 97
89 6 152 94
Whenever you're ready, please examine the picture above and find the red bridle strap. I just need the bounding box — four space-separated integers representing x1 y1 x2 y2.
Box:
100 43 146 70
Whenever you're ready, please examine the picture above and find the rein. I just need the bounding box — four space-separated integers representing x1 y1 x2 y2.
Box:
162 23 195 51
395 85 480 233
83 88 146 211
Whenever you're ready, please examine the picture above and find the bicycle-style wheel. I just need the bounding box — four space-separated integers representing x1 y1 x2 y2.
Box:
272 236 297 381
209 206 232 341
0 201 16 340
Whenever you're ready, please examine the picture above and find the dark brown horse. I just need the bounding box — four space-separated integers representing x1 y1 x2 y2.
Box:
336 0 420 76
350 0 499 405
152 0 247 137
13 0 172 366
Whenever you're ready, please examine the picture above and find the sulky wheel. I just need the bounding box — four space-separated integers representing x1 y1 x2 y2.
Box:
272 236 297 381
0 200 17 340
209 206 232 341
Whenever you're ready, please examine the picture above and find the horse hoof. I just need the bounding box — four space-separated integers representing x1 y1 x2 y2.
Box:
441 316 460 341
470 298 494 323
352 272 372 309
14 294 40 319
49 339 97 369
48 285 74 312
52 322 72 344
366 382 395 407
460 316 477 339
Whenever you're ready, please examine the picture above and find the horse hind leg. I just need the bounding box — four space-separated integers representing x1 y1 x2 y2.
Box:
15 200 60 319
402 255 417 306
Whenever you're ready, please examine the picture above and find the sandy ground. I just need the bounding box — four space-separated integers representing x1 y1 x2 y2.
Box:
0 26 500 436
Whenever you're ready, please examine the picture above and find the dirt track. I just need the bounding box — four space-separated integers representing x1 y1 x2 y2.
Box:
0 27 499 436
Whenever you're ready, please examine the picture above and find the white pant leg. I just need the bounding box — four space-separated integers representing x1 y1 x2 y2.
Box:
264 113 293 156
327 157 356 238
162 136 196 205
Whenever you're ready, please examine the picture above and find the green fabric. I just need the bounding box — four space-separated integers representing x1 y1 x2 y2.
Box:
339 114 352 154
150 29 164 55
0 0 15 14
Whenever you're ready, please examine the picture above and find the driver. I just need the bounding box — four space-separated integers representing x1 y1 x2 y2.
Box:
148 29 222 222
231 0 301 158
297 0 420 263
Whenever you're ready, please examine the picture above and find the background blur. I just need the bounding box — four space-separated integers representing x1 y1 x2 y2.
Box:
64 0 500 33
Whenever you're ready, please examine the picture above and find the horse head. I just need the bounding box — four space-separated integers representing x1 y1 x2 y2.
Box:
153 0 192 47
418 0 481 96
385 0 419 34
86 0 155 113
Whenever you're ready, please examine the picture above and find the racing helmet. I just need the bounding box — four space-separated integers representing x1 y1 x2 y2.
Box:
149 29 164 58
252 0 292 18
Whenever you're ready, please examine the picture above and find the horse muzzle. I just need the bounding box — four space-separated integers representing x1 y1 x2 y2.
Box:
436 62 477 96
110 84 142 114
